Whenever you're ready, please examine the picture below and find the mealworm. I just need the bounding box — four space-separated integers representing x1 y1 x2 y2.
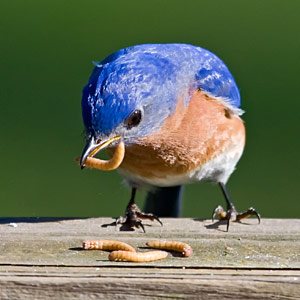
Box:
108 250 168 262
82 240 135 252
84 141 125 171
146 240 193 257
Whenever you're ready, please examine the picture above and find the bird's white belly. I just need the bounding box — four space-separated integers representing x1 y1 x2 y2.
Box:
118 140 244 188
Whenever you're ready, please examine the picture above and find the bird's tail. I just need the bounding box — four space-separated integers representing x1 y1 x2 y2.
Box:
143 186 183 217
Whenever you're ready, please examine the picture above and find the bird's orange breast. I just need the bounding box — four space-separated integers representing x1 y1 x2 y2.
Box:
108 90 245 180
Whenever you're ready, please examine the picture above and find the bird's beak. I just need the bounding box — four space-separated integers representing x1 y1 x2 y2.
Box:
80 136 121 169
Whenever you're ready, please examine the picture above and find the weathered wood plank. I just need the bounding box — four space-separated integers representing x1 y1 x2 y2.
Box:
0 274 299 300
0 218 299 268
0 218 299 299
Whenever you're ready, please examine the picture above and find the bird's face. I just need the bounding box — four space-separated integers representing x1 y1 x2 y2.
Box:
80 50 179 167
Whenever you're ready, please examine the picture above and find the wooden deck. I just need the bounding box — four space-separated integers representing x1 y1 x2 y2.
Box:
0 217 299 299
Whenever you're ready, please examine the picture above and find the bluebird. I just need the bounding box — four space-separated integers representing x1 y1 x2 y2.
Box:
79 44 260 231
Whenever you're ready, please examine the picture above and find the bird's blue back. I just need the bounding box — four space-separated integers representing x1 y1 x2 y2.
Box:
82 44 240 136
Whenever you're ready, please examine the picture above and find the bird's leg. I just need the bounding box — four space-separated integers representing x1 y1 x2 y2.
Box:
212 182 260 231
115 188 162 232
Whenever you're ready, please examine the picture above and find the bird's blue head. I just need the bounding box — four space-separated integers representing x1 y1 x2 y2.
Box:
82 47 179 140
80 44 241 167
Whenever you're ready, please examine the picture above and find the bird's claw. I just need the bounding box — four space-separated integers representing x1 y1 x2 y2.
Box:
235 207 261 224
212 205 260 231
115 203 162 232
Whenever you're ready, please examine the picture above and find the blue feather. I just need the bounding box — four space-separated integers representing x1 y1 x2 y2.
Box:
82 44 240 137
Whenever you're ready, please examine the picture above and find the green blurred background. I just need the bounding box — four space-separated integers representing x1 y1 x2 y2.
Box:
0 0 299 218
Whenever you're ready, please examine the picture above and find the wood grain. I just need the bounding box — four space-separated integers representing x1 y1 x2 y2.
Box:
0 218 299 299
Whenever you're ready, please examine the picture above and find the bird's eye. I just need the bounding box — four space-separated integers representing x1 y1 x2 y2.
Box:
125 110 142 129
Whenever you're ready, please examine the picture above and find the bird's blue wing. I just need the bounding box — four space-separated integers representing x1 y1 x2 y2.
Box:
192 47 241 108
125 44 241 108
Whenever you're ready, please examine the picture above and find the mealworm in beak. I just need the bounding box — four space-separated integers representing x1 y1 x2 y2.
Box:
146 240 193 257
108 250 168 262
82 240 135 252
84 141 125 171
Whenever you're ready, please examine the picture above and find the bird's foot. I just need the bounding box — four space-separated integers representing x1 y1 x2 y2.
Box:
116 203 163 233
212 205 260 231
